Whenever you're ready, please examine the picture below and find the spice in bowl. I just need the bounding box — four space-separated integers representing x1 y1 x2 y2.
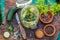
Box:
44 24 56 36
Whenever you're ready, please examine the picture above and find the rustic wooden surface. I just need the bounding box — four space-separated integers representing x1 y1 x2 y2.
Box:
0 0 60 40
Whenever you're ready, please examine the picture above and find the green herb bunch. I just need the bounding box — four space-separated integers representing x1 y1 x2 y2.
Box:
36 5 48 16
36 0 49 16
36 0 60 16
49 3 60 15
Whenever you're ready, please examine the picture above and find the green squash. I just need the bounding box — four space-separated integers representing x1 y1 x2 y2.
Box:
6 7 20 21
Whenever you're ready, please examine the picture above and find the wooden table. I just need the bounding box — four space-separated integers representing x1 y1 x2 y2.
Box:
0 0 60 40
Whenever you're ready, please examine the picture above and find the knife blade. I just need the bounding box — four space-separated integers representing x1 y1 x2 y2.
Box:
16 13 26 39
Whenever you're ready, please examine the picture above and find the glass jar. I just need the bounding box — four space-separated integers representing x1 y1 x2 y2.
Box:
20 5 39 29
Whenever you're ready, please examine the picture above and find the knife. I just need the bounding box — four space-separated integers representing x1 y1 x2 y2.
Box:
16 13 26 39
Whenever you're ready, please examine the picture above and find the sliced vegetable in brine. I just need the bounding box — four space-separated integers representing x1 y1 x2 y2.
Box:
20 5 39 29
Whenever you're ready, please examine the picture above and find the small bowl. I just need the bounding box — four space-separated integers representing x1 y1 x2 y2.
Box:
44 24 56 36
16 0 32 8
39 10 54 24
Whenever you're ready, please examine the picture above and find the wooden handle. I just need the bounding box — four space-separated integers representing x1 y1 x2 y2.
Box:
19 24 26 39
